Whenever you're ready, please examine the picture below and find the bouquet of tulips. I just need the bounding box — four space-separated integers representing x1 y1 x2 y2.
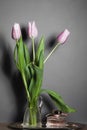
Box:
12 21 75 126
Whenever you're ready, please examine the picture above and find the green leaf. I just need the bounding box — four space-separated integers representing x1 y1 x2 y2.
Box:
14 45 20 70
14 37 31 102
32 64 43 99
23 44 31 87
28 64 43 101
24 65 31 86
17 37 26 72
24 43 30 65
41 89 76 113
28 64 35 94
35 36 44 67
38 50 44 69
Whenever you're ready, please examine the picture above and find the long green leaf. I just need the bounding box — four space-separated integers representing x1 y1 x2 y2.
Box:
35 36 44 67
41 89 76 113
17 37 26 72
38 50 44 69
32 64 43 99
24 43 30 65
14 45 20 70
24 65 31 86
14 37 31 102
28 64 35 94
28 64 43 101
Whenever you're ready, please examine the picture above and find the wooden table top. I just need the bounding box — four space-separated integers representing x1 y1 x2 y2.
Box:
0 122 87 130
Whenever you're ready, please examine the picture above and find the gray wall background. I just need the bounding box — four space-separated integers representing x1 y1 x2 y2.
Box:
0 0 87 124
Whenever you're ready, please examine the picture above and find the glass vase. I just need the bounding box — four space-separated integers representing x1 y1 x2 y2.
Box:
21 97 43 128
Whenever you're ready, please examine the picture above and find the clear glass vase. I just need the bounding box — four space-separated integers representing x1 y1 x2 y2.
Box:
21 97 43 128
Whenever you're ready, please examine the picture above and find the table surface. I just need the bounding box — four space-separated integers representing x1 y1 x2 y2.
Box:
0 123 87 130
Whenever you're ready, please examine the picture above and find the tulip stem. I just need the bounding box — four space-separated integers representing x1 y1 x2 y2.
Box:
44 42 61 64
32 38 35 64
22 72 31 102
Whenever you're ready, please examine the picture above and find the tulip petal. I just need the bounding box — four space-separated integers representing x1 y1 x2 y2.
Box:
12 23 21 40
57 29 70 44
28 21 38 38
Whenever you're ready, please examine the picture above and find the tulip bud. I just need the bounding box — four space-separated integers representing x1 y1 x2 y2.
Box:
57 29 70 44
28 21 38 38
12 23 21 40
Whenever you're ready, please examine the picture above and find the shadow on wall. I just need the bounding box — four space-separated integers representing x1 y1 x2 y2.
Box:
0 33 27 122
0 26 58 123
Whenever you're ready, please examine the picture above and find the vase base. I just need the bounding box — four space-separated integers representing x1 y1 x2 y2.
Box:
21 122 42 128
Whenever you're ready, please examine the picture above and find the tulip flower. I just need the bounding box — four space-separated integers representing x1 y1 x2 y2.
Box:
28 21 38 63
28 21 38 38
12 23 21 40
44 29 70 63
57 29 70 44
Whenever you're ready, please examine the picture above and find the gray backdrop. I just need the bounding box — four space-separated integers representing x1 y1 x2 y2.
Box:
0 0 87 124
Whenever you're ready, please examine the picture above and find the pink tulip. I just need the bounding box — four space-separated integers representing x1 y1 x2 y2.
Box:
12 23 21 40
57 29 70 44
28 21 38 38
